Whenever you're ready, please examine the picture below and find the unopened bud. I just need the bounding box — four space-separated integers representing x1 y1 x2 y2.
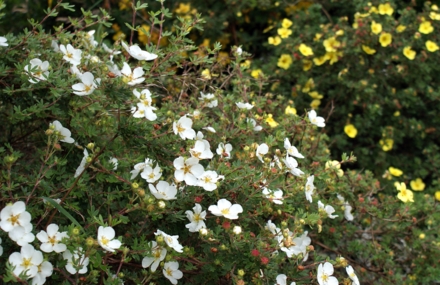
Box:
87 143 95 150
237 269 245 277
158 201 166 209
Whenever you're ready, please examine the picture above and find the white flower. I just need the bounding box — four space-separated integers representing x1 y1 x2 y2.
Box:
109 157 118 170
281 231 311 260
173 156 204 186
236 102 253 109
305 175 315 203
141 163 162 183
70 65 83 78
173 115 196 140
97 226 122 253
271 155 283 170
0 201 32 232
36 223 68 253
216 142 233 159
208 199 243 220
203 126 216 133
256 143 269 163
163 261 183 285
142 241 167 272
236 46 243 55
275 274 296 285
266 220 282 237
121 62 145 85
185 203 206 232
121 41 158 61
24 58 49 83
130 158 154 180
0 36 8 46
131 89 157 121
51 40 59 52
50 120 75 143
9 244 43 278
198 170 223 191
85 30 98 48
199 92 218 108
60 44 82 66
74 148 89 178
107 62 122 77
63 248 89 274
346 265 360 285
190 140 214 160
308 110 326 127
284 138 304 158
232 226 242 235
318 201 338 219
317 262 338 285
337 194 354 221
155 230 183 253
31 261 53 285
102 43 121 61
72 72 100 96
262 188 284 205
149 181 177 200
247 118 262 131
283 156 304 177
9 225 35 246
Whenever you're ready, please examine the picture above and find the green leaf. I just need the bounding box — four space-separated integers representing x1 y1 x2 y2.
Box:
41 197 83 231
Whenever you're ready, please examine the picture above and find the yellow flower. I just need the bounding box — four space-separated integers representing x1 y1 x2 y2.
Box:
426 40 439 52
138 24 150 45
277 54 292 70
378 3 394 16
323 37 341 52
268 36 282 46
388 167 403 177
370 6 378 14
335 29 344 36
371 21 383 34
419 21 434 34
299 44 314 56
379 32 392 47
303 59 312 71
430 11 440 20
362 45 376 55
277 28 292 38
314 33 323 41
240 60 251 69
325 51 340 65
118 0 130 10
265 114 279 127
325 160 344 177
285 106 297 115
396 25 406 33
175 3 191 14
393 111 400 116
310 99 321 108
201 69 218 79
251 69 263 79
403 46 416 60
308 91 323 99
379 138 394 151
313 56 327 66
301 78 315 93
433 4 439 10
410 178 425 191
435 191 440 201
282 18 293 29
344 124 358 138
395 182 414 203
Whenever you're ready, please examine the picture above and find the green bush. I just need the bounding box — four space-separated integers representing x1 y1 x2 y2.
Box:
0 1 440 285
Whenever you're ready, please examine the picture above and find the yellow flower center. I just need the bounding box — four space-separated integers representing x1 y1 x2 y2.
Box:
21 258 32 268
48 235 57 245
177 123 185 133
8 214 19 225
101 236 109 246
183 164 191 174
221 208 230 215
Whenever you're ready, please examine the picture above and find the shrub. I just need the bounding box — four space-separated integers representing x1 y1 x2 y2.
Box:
0 1 439 285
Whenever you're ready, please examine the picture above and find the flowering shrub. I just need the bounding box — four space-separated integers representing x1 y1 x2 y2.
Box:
0 1 440 285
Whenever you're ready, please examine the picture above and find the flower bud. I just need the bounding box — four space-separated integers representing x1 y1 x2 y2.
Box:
199 228 208 236
86 156 93 163
156 235 164 244
87 143 95 150
86 237 95 247
232 226 242 235
237 269 245 277
146 204 155 212
45 129 54 135
137 189 145 197
158 201 166 209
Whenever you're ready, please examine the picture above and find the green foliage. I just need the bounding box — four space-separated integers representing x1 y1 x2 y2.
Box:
0 1 439 285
